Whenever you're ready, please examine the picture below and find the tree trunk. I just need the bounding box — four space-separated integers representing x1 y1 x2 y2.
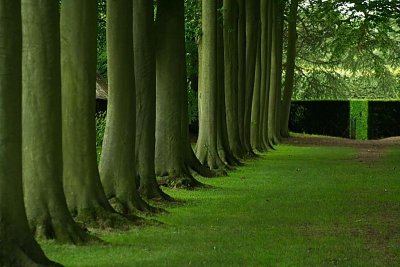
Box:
155 0 202 187
237 0 249 153
0 1 59 265
223 0 245 158
251 25 263 151
61 0 130 228
268 1 280 145
273 0 285 143
216 0 241 167
243 0 259 155
260 0 274 150
21 0 95 244
133 0 172 200
196 0 227 171
280 0 299 138
99 0 154 215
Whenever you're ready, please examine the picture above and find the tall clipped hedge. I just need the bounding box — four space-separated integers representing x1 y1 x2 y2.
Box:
349 100 368 140
289 100 400 140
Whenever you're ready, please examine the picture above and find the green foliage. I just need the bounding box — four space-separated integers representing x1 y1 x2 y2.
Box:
95 111 107 158
97 0 107 76
42 145 400 266
188 86 198 124
185 0 201 124
293 0 400 100
349 100 368 140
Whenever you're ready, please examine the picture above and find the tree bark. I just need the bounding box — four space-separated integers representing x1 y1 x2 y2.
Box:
99 0 154 214
21 0 95 244
196 0 227 171
268 1 280 145
243 0 260 155
155 0 202 187
281 0 299 138
251 25 263 151
0 1 59 265
61 0 130 228
223 0 245 158
216 0 241 167
237 0 249 153
273 0 285 143
134 0 172 200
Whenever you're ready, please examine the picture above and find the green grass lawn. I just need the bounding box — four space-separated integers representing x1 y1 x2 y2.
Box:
42 145 400 266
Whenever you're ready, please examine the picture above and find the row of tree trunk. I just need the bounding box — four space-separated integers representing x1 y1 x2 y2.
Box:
0 0 298 265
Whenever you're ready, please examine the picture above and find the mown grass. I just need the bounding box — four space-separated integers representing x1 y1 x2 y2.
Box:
42 145 400 266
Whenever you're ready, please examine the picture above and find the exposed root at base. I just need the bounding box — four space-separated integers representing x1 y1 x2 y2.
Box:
0 243 61 267
108 196 162 216
158 175 204 189
30 218 100 245
139 184 174 203
74 207 141 231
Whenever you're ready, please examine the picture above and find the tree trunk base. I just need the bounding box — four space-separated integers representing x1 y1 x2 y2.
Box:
29 217 100 245
158 174 203 188
0 243 61 267
74 207 140 230
108 197 162 215
139 184 174 202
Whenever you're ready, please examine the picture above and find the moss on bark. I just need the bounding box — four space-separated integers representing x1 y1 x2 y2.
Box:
0 1 60 265
155 0 203 187
134 0 172 201
21 0 96 244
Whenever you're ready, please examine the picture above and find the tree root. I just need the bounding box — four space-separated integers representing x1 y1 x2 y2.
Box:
108 197 163 215
158 174 203 189
0 243 61 267
139 184 174 202
74 207 141 230
30 217 100 245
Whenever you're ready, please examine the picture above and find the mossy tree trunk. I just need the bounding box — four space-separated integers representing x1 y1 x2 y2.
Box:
21 0 95 244
267 1 280 145
216 0 240 167
0 1 59 265
223 0 245 159
280 0 299 138
237 0 250 153
133 0 172 200
155 0 202 187
259 0 274 150
61 0 129 228
243 0 260 155
251 26 263 151
196 0 227 171
99 0 153 214
273 0 285 142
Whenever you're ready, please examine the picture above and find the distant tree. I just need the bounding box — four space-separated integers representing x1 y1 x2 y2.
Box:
155 0 212 187
61 0 128 227
196 0 227 171
99 0 154 214
134 0 172 200
223 0 246 158
280 0 299 137
243 0 260 153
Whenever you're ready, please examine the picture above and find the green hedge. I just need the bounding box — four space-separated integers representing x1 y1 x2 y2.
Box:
349 100 368 140
289 100 400 140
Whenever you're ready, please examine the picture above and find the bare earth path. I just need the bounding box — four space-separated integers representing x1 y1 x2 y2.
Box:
283 136 400 163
